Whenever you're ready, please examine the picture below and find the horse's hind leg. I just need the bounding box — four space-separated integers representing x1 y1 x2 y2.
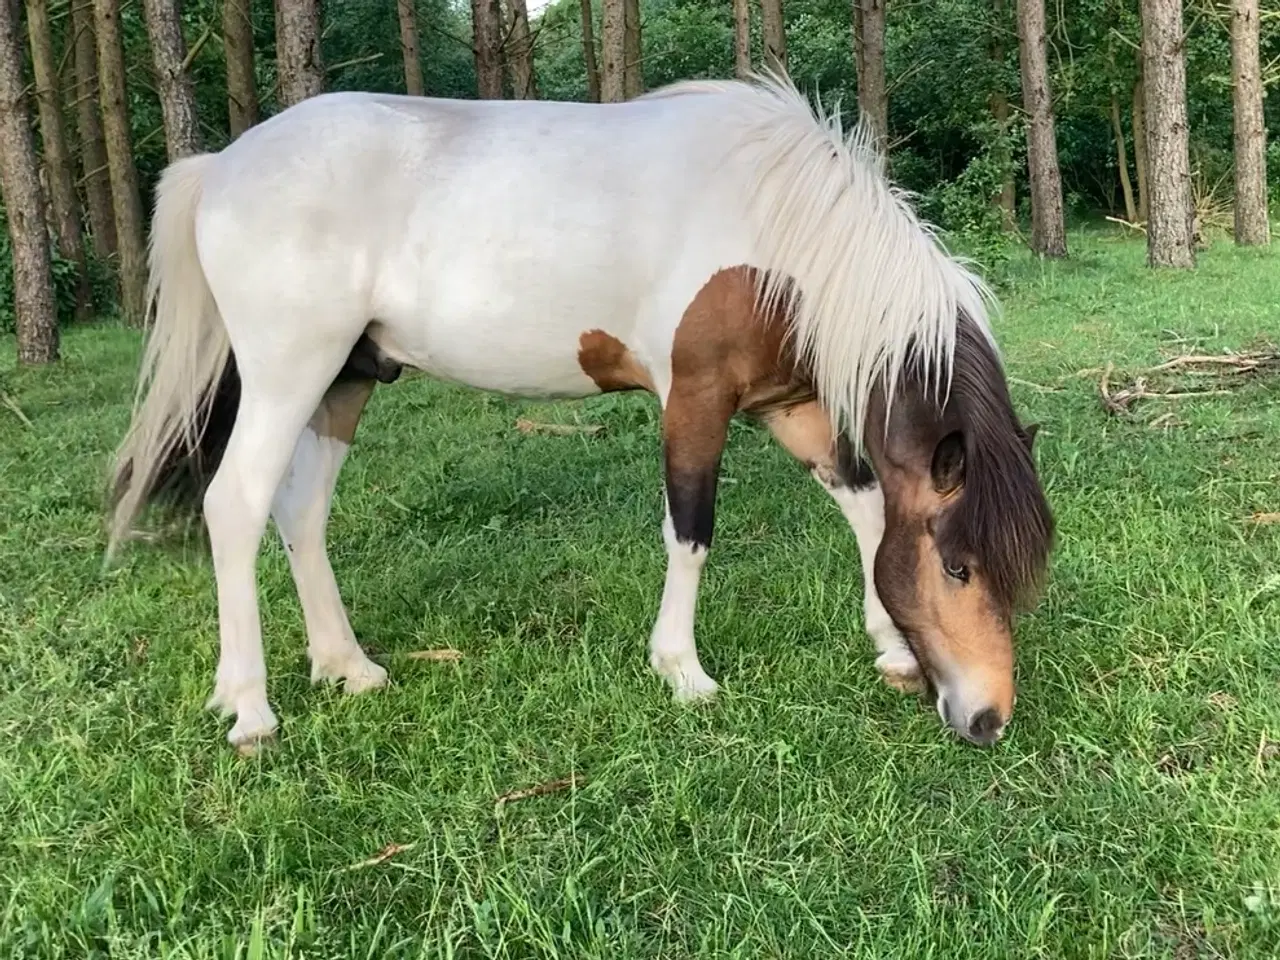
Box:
271 377 386 694
762 402 924 694
203 342 355 750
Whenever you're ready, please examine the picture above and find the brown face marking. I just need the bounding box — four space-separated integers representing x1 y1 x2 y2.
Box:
311 378 375 444
577 329 655 394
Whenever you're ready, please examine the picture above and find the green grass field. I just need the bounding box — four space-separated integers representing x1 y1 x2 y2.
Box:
2 231 1279 958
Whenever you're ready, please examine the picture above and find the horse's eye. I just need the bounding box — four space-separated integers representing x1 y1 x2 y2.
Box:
944 562 970 583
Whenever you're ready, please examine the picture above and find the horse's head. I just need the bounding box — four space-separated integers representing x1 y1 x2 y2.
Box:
862 319 1054 745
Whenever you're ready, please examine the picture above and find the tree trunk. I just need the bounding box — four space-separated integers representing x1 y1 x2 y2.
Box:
1016 0 1067 257
71 0 114 257
1231 0 1268 245
759 0 786 74
989 0 1015 230
26 0 89 321
0 0 58 363
622 0 641 97
224 0 259 135
1132 75 1148 222
470 0 503 98
1110 93 1137 222
143 0 201 160
734 0 750 79
94 0 147 324
600 0 623 102
1140 0 1194 268
397 0 423 96
504 0 538 99
274 0 324 107
579 0 600 101
853 0 887 149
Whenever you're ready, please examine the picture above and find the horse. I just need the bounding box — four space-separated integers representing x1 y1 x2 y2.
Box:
106 73 1054 752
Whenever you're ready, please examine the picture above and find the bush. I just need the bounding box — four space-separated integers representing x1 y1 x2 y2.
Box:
0 218 119 335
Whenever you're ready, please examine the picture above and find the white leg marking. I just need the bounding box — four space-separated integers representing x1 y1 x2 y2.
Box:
820 477 924 694
649 509 719 702
272 425 387 696
202 367 343 751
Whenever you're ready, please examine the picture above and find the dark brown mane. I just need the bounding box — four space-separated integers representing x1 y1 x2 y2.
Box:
936 314 1054 610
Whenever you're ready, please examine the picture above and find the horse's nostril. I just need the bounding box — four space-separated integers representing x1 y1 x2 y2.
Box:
967 707 1004 744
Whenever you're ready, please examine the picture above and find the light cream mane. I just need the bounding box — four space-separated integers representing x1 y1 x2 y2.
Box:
643 71 1000 449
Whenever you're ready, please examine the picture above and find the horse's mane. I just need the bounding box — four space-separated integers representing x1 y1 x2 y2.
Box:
641 71 998 453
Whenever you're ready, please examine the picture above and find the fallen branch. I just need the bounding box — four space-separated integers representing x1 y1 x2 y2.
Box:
1 392 33 428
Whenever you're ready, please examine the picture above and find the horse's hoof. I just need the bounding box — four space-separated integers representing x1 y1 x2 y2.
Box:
226 702 279 753
670 669 720 703
875 649 925 695
310 653 388 694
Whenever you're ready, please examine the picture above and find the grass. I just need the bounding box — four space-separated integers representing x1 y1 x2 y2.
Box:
2 229 1279 959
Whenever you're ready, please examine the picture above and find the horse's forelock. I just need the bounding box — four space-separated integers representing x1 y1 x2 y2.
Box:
939 316 1055 611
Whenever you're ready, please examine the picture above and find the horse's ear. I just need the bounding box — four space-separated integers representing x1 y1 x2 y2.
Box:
1020 422 1040 452
931 431 966 494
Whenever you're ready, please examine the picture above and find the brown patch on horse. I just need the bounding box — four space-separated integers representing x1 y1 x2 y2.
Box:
577 330 655 393
311 379 375 444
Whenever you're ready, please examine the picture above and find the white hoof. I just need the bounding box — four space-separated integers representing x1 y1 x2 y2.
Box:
875 646 925 695
225 701 279 753
311 652 388 694
651 651 720 703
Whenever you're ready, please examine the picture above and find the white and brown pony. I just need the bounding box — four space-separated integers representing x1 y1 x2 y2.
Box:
107 74 1054 751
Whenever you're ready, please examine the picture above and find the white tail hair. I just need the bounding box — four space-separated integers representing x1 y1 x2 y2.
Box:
644 71 999 448
107 153 231 556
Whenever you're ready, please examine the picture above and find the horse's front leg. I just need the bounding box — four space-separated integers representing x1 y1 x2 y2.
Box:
649 383 736 702
762 401 925 694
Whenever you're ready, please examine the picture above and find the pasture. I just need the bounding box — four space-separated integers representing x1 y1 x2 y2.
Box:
2 231 1279 957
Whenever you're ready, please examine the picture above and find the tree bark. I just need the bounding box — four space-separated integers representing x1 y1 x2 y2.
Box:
470 0 503 98
1132 75 1148 222
274 0 324 107
143 0 201 160
734 0 750 79
26 0 89 320
1140 0 1194 268
70 0 114 256
504 0 538 99
580 0 600 101
623 0 641 97
1110 93 1137 222
600 0 623 102
1231 0 1268 245
853 0 887 149
759 0 786 74
224 0 260 136
990 0 1015 230
397 0 424 96
0 0 58 362
1016 0 1067 257
94 0 147 324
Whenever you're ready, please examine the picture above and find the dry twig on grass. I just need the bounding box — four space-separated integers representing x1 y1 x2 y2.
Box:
342 842 416 872
405 648 464 662
515 418 605 437
494 774 583 808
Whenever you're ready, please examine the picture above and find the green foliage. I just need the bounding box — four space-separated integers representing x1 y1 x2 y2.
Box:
0 214 117 335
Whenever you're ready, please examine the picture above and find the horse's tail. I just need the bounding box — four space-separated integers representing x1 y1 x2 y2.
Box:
107 152 238 559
